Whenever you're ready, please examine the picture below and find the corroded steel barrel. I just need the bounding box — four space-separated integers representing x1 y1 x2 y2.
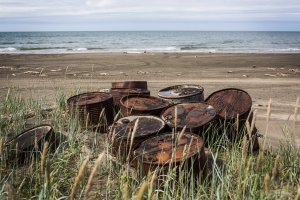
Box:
67 92 114 130
111 88 150 106
112 81 148 90
120 95 170 117
5 125 57 163
205 88 252 121
133 133 207 178
109 115 165 162
205 88 259 151
158 84 204 104
161 102 216 134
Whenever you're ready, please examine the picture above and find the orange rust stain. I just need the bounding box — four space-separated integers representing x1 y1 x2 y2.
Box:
158 142 173 149
178 138 188 145
156 151 170 162
175 150 183 159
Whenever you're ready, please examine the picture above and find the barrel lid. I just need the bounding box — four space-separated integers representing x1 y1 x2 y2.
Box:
112 116 165 138
205 88 252 119
134 133 204 165
112 81 148 90
158 84 204 99
5 125 53 149
67 92 112 106
161 102 216 129
120 96 170 111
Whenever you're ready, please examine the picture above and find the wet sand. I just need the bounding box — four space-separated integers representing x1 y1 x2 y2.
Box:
0 53 299 149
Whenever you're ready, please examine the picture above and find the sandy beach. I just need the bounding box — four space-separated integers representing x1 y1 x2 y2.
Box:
0 53 299 149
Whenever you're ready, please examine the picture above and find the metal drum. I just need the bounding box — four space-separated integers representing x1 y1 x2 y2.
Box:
205 88 259 151
205 88 252 121
161 102 216 134
120 95 170 117
109 115 165 162
158 84 204 104
133 133 207 178
5 125 56 163
67 92 114 130
111 88 150 107
112 81 148 90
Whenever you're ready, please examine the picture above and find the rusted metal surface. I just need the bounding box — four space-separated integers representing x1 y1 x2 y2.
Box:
161 102 216 133
112 81 148 90
67 92 114 130
205 88 252 120
133 133 207 177
111 88 150 106
158 84 204 104
109 115 165 161
5 125 56 163
120 95 170 117
205 88 258 150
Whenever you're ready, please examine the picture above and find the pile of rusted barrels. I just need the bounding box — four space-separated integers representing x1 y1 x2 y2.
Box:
6 80 259 179
67 81 259 177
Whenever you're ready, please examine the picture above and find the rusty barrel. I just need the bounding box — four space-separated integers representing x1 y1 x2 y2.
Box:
67 92 114 130
120 95 170 117
161 102 216 135
158 84 204 104
112 81 148 90
205 88 252 121
109 115 165 162
111 88 150 107
5 125 57 163
205 88 259 150
133 133 207 179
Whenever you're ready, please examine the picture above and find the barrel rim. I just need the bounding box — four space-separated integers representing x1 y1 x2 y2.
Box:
134 132 204 165
5 124 53 147
113 115 166 139
160 102 216 129
120 94 170 112
111 88 150 93
205 88 252 119
67 91 113 107
158 84 204 99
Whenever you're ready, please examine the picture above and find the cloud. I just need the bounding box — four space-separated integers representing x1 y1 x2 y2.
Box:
1 0 300 17
0 0 299 30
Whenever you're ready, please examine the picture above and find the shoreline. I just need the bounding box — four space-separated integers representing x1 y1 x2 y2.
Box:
1 51 300 55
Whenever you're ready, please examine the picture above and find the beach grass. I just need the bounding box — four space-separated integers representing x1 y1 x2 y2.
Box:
0 89 299 199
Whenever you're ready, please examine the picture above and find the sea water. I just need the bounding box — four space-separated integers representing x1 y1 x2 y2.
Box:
0 31 300 54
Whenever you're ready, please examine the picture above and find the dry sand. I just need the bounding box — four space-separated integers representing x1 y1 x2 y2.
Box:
0 53 299 150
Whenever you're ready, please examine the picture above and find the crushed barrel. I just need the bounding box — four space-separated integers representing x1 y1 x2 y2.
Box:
120 95 170 117
161 102 216 134
67 92 114 131
109 115 165 162
133 133 207 178
158 84 204 104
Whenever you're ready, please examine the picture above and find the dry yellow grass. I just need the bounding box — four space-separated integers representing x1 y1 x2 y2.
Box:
85 152 105 196
70 157 89 200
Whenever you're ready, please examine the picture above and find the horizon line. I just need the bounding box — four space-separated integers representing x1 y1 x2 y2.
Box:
1 30 300 32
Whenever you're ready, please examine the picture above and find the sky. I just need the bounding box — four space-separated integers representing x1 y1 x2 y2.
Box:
0 0 299 31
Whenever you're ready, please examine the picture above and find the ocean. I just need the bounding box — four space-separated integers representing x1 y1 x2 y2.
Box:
0 31 300 54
